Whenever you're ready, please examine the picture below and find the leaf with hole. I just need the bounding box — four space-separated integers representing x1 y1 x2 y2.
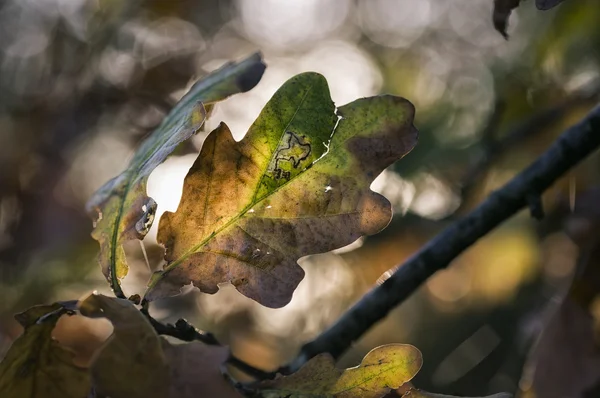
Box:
143 72 418 308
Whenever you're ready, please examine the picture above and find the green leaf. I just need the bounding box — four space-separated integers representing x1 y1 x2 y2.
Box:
258 344 422 397
144 72 418 308
0 304 90 398
86 53 266 298
79 293 241 398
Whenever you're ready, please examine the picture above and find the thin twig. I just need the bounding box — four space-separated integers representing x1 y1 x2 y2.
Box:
140 308 220 345
226 355 278 380
282 103 600 375
140 307 273 379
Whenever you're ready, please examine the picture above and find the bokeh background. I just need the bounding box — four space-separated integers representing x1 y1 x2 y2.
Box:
1 0 599 396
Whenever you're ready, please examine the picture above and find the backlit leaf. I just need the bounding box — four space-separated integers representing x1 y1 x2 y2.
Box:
0 304 90 398
86 53 266 298
258 344 422 398
145 72 418 308
79 293 241 398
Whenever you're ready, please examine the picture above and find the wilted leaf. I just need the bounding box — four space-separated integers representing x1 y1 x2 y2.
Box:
0 304 90 398
258 344 422 397
86 53 266 298
536 0 566 10
493 0 521 39
79 293 168 398
79 293 241 398
403 390 511 398
145 72 418 307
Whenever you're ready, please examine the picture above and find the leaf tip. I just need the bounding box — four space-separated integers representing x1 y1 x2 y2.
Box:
236 54 267 93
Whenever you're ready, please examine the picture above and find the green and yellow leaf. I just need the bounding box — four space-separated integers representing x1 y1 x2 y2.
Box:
79 293 240 398
258 344 422 397
145 72 418 308
86 53 266 298
0 304 90 398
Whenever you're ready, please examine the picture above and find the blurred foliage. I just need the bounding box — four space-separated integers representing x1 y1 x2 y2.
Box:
0 0 599 397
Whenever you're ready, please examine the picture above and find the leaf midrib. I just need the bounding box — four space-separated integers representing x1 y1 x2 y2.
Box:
106 55 259 296
332 357 419 394
147 82 338 291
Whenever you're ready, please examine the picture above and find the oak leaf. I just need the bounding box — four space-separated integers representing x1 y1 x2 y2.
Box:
258 344 422 398
145 72 418 308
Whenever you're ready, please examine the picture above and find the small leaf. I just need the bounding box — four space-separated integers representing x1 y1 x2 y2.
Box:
79 293 241 398
258 344 422 398
145 72 418 308
536 0 566 10
0 304 90 398
86 53 266 298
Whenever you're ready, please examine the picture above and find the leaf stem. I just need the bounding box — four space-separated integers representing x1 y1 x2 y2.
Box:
140 306 278 381
283 103 600 374
140 307 220 346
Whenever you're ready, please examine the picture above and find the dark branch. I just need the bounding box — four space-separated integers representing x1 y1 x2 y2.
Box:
140 307 274 380
283 103 600 374
140 308 220 345
226 355 278 380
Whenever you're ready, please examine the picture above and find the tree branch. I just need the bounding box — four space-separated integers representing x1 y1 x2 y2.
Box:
283 103 600 374
140 307 275 380
140 308 220 345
